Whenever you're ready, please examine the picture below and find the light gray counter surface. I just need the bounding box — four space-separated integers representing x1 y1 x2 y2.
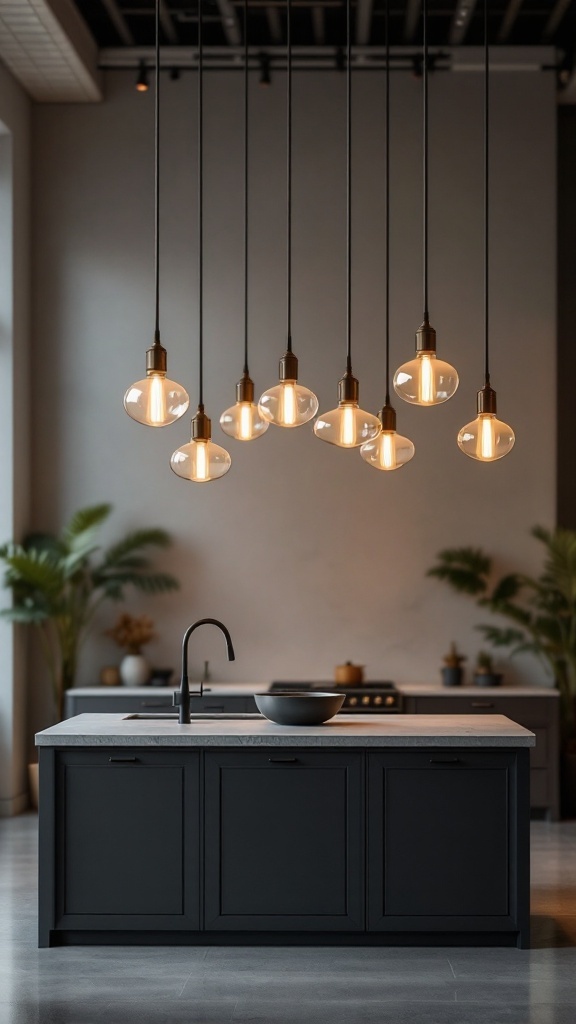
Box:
36 713 535 748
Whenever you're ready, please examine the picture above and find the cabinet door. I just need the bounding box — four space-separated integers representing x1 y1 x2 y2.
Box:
56 749 200 931
368 750 528 936
204 749 364 931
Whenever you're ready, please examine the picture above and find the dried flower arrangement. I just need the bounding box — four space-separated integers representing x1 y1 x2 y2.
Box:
106 613 155 655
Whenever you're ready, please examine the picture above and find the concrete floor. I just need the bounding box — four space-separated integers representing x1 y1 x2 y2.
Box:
1 816 576 1024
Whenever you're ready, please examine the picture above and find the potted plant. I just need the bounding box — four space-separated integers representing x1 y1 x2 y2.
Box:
441 643 466 687
0 503 180 721
106 613 156 686
474 651 503 688
427 526 576 812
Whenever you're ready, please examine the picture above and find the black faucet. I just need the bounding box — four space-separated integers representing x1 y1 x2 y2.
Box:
173 619 235 724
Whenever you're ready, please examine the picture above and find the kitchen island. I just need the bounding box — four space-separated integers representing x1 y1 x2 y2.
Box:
36 713 534 948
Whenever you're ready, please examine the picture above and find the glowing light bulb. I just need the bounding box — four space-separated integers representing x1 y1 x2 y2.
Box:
124 340 189 427
258 350 318 428
171 407 232 482
220 375 269 442
458 413 515 462
457 385 515 462
314 370 380 449
124 372 189 426
393 321 458 406
359 405 415 471
393 351 458 406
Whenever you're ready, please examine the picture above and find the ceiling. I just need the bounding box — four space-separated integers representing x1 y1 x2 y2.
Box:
72 1 576 52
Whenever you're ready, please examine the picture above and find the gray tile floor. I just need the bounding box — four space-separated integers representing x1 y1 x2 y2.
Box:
1 815 576 1024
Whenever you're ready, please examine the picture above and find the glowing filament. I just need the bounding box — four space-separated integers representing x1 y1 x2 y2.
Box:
419 354 434 405
380 432 395 470
148 373 167 425
341 405 356 446
280 383 296 426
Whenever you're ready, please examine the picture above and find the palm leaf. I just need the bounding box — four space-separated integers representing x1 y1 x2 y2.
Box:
62 504 111 549
102 529 171 569
3 549 65 595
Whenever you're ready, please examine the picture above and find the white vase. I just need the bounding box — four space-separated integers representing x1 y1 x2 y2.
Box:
120 653 150 687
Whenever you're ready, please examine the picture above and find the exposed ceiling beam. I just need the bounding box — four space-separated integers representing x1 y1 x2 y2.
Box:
544 0 572 42
404 0 421 43
101 0 134 46
312 7 325 46
266 7 283 44
449 0 478 46
356 0 373 46
159 0 178 45
497 0 524 43
0 0 101 101
215 0 242 46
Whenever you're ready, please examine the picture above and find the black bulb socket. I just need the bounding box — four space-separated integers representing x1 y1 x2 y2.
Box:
379 404 397 432
146 336 167 374
415 318 437 354
191 405 211 441
236 372 255 404
477 384 497 416
338 368 359 405
279 350 299 382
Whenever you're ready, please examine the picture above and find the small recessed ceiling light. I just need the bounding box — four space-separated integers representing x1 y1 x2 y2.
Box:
135 60 149 92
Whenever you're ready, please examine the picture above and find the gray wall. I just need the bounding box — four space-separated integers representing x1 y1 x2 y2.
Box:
30 60 556 730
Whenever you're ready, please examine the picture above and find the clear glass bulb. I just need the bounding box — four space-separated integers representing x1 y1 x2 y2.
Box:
314 403 381 448
258 380 318 428
393 352 458 406
170 439 231 482
124 372 189 427
360 430 415 471
457 414 515 462
220 402 269 441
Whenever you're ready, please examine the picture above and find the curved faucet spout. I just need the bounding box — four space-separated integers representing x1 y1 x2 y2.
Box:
174 618 236 724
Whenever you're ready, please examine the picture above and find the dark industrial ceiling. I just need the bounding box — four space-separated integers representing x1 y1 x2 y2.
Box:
73 1 576 53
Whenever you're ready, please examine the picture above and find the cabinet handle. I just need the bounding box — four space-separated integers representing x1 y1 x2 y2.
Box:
268 757 298 764
429 758 460 764
108 756 139 763
141 701 172 708
470 701 495 708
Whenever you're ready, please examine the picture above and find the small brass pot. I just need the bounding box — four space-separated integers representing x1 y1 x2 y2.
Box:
335 662 364 686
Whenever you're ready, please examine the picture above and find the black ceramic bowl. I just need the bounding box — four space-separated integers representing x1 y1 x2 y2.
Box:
254 692 345 726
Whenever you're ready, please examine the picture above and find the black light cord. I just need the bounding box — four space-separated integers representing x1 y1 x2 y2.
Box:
346 0 352 371
484 0 490 385
385 0 390 404
423 0 429 321
198 0 204 406
286 0 292 351
154 0 160 340
243 0 249 374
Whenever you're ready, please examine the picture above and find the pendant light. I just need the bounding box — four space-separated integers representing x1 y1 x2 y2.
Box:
314 0 380 448
458 0 515 461
258 0 318 428
393 0 458 406
124 0 189 427
360 0 414 471
220 0 269 442
171 0 231 483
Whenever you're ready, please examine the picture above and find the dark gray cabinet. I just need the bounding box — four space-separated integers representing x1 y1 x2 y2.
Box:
64 689 254 717
405 693 560 819
367 750 529 942
39 744 530 947
204 749 364 931
50 749 200 937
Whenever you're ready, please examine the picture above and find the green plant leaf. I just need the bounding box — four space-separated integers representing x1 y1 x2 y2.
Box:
101 529 172 569
62 504 111 547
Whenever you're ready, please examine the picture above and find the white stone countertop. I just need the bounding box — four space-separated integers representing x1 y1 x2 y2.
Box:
68 683 558 697
36 713 535 748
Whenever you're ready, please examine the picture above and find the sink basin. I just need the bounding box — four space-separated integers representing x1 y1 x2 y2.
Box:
124 713 264 721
